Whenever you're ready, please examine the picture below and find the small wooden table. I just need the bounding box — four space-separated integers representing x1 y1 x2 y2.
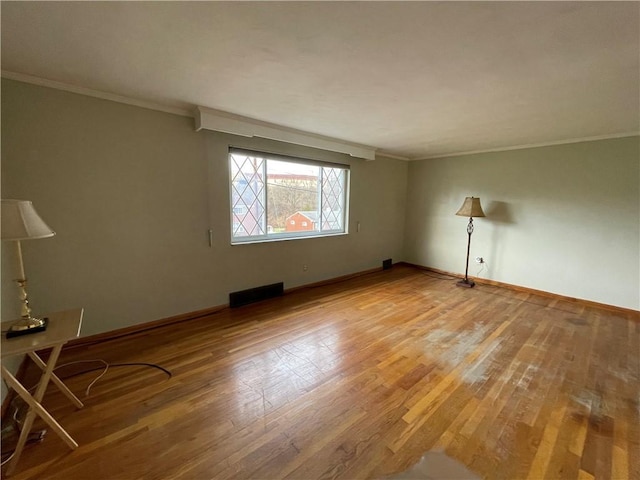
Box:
1 308 84 474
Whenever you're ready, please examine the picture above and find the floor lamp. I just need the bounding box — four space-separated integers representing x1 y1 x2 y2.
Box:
1 199 56 337
455 196 485 288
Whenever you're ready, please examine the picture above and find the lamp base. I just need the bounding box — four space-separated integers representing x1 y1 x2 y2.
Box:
6 317 49 339
456 278 475 288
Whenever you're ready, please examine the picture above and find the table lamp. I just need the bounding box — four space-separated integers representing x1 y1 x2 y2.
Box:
1 199 55 337
455 196 485 288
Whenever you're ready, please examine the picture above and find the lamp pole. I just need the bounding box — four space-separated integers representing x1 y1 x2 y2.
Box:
14 240 34 320
455 196 484 288
459 217 475 287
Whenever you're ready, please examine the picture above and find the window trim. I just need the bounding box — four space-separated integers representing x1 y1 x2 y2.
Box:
229 148 350 245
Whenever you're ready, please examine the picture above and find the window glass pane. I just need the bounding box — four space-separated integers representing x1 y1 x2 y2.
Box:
322 167 346 231
230 153 266 238
267 160 319 234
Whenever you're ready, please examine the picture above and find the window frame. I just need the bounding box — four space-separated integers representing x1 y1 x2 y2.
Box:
229 147 350 245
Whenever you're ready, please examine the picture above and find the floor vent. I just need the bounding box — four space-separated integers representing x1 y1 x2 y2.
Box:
229 282 284 308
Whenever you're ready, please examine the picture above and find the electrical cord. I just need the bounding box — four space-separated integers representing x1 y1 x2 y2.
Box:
54 361 172 396
0 443 16 467
17 360 171 399
1 360 171 466
477 261 486 277
52 359 109 396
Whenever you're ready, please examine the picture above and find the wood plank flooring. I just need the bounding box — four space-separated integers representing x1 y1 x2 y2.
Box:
3 265 639 479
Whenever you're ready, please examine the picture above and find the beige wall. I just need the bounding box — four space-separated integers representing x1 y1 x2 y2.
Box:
1 79 407 340
404 136 640 310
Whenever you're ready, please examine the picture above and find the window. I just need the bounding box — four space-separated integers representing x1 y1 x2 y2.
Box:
230 148 349 244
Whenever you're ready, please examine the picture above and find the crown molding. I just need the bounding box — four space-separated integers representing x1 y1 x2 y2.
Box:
413 132 640 161
1 70 194 118
376 151 411 161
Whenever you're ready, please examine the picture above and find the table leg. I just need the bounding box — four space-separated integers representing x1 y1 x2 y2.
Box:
27 351 84 408
4 345 78 475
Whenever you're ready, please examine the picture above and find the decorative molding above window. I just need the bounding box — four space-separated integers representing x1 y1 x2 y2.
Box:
196 106 376 161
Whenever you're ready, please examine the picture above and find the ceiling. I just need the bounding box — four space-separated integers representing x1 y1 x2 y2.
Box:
2 2 638 160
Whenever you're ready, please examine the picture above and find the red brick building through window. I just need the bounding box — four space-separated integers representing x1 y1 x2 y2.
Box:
285 211 317 232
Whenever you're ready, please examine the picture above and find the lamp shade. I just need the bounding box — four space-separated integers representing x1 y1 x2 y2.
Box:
455 197 485 218
1 199 55 241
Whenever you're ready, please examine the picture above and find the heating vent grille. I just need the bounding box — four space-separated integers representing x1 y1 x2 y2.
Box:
229 282 284 308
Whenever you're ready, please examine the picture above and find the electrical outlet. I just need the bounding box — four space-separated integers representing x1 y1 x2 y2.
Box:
475 257 484 264
303 264 308 272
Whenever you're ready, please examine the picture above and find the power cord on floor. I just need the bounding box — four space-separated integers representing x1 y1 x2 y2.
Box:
1 360 171 466
53 360 172 396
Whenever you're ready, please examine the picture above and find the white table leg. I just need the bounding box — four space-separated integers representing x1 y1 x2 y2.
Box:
4 345 77 475
27 351 84 408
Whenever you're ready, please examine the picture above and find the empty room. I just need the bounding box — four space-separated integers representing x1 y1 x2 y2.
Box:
1 2 638 479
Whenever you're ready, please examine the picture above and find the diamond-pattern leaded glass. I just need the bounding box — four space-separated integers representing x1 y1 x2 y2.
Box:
230 153 266 238
229 149 348 243
321 167 345 231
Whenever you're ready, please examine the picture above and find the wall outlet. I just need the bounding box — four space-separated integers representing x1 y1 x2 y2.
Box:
475 257 484 264
303 264 308 272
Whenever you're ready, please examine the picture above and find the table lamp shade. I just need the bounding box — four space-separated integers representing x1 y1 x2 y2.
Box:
455 197 485 218
1 199 55 240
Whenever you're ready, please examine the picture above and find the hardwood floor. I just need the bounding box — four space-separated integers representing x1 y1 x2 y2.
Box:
3 265 639 479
